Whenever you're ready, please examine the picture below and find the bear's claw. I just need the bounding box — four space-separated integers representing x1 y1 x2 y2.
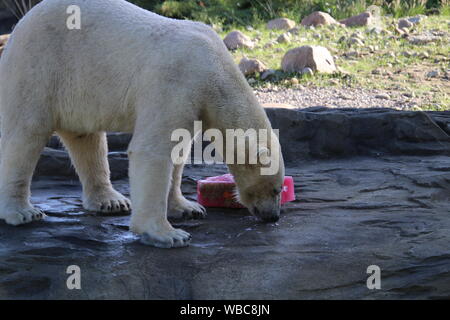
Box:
140 228 192 248
0 206 46 226
170 197 207 220
83 189 131 214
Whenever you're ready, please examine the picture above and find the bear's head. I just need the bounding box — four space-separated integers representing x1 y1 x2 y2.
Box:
228 132 285 222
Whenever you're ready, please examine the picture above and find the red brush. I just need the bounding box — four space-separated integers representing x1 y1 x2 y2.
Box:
197 174 295 208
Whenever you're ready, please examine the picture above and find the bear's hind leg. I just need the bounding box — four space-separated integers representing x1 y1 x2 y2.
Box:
0 131 49 225
57 131 131 214
168 162 206 219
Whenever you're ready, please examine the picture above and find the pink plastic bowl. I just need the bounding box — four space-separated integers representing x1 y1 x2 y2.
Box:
197 174 295 208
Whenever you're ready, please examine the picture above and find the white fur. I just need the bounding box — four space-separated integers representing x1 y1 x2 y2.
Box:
0 0 284 248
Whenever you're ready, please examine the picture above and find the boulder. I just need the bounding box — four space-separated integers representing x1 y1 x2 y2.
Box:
223 30 254 50
238 57 267 76
340 12 373 27
301 11 339 27
267 18 296 30
398 18 413 29
281 45 337 74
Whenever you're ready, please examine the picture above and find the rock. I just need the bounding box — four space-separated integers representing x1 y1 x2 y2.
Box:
247 78 256 85
264 107 450 160
301 67 314 76
426 70 439 78
350 32 364 39
7 147 450 300
301 11 339 27
395 27 406 35
288 27 300 35
408 35 440 45
107 133 132 151
369 26 383 34
340 12 373 27
403 92 415 98
348 37 364 46
419 52 429 59
263 41 276 49
260 69 276 81
385 52 396 59
328 79 339 85
35 148 129 180
371 68 382 75
267 18 296 30
290 77 299 85
345 50 359 58
238 57 267 76
276 33 291 44
375 93 390 100
223 30 254 50
398 18 413 29
339 94 352 100
401 51 412 58
408 15 426 25
281 45 337 74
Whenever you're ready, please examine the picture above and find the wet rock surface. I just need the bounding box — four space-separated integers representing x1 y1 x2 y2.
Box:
1 108 450 299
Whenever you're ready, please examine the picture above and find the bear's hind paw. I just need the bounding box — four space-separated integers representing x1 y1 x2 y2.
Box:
169 197 207 220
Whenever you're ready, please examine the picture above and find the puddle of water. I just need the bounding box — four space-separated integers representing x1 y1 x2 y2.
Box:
190 242 223 249
42 216 81 224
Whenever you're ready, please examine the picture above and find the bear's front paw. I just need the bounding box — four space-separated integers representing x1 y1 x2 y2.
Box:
0 205 46 226
169 197 207 220
83 188 131 214
140 227 192 248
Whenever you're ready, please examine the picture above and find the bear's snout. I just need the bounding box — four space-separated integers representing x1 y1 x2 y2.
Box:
253 206 280 223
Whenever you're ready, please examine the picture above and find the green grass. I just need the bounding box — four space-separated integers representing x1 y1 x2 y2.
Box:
220 14 450 110
128 1 450 28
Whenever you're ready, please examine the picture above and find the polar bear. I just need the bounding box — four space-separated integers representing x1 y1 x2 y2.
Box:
0 0 285 248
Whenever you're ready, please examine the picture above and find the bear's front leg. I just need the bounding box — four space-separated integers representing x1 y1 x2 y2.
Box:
128 147 191 248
